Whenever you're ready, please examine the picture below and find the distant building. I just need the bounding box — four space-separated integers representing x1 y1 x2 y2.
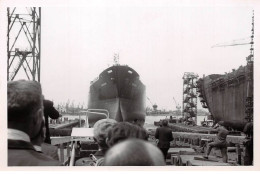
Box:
57 104 67 113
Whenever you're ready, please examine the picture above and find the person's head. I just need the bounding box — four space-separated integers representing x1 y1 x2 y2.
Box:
162 120 168 126
104 138 165 166
43 99 60 119
8 80 44 139
93 119 117 150
106 122 148 147
213 121 224 129
218 121 224 126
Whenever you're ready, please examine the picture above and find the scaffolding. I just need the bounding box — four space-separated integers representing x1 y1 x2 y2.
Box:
7 7 41 81
245 10 254 122
182 72 198 124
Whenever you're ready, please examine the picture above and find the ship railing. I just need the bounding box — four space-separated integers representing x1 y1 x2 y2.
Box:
69 141 76 166
77 109 110 127
51 127 95 166
78 109 109 127
56 139 85 166
85 109 110 119
50 136 72 166
81 109 109 118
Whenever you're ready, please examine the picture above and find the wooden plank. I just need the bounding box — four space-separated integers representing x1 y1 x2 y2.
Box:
51 136 71 145
168 148 195 155
178 155 201 166
172 132 246 144
193 156 219 162
187 159 231 166
179 151 198 155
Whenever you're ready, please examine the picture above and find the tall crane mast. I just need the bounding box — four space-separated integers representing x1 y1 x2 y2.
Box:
211 10 254 122
7 7 41 81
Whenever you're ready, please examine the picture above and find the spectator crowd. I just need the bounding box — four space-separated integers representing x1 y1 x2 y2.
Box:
7 80 253 166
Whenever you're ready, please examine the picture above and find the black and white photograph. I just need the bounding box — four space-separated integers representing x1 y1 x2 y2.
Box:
0 0 259 170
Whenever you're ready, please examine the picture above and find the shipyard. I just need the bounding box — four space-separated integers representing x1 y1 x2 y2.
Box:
2 0 258 170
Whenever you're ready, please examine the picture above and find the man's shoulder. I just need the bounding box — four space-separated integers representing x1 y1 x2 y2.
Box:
34 150 62 165
8 140 61 166
163 126 172 131
8 148 61 166
42 143 58 151
217 126 229 136
41 143 59 161
218 126 228 132
157 126 172 132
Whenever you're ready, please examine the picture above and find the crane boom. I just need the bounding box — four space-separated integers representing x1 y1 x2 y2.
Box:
173 97 177 105
212 37 251 48
212 42 251 48
173 97 181 110
147 97 153 106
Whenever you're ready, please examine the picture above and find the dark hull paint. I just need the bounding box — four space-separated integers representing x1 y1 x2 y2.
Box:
197 63 253 124
88 65 146 125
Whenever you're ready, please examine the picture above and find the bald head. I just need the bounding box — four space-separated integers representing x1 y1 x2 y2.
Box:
8 80 44 138
104 139 165 166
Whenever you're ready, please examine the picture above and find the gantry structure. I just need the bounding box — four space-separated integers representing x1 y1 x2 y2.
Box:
7 7 41 81
182 72 198 124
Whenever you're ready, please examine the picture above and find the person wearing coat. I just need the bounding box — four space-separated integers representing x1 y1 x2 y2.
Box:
155 120 173 159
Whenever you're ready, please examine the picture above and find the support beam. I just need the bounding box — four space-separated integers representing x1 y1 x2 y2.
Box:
7 7 41 82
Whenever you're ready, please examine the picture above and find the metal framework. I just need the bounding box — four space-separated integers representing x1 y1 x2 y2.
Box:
182 72 198 124
7 7 41 81
245 10 254 121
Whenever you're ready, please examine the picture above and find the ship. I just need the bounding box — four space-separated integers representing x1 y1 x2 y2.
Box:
196 63 253 128
87 63 146 126
196 13 254 130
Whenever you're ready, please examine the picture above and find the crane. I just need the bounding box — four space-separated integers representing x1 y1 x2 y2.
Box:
211 37 252 48
173 97 181 110
211 10 254 122
147 97 158 111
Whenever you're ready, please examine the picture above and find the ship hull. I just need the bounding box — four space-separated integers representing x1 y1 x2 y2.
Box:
87 65 146 126
197 63 253 127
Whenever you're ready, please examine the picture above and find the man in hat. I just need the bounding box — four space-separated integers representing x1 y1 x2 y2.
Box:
8 80 61 166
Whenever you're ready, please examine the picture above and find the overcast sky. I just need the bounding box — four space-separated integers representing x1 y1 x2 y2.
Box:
2 0 258 110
